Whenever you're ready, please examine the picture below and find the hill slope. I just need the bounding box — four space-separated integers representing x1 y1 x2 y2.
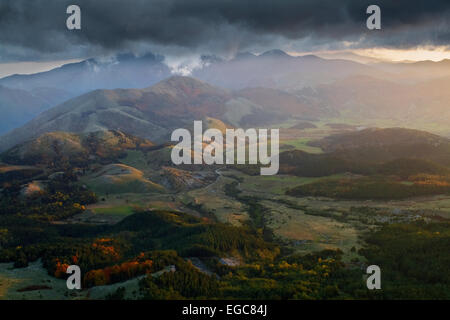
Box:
310 127 448 152
278 128 450 177
0 77 227 151
82 163 164 194
1 130 154 166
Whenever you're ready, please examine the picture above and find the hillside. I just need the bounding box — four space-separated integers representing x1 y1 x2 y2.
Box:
286 175 450 200
278 128 450 177
159 166 215 191
309 128 450 166
0 77 225 151
82 163 164 194
310 127 449 152
1 130 154 166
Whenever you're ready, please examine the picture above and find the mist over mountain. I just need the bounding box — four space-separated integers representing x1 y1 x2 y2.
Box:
0 85 71 134
376 59 450 83
0 53 171 95
194 50 389 91
1 50 388 95
297 75 450 129
236 87 337 119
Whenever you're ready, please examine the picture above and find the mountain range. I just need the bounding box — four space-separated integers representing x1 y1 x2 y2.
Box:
0 53 171 95
0 76 298 151
193 50 389 91
1 50 450 148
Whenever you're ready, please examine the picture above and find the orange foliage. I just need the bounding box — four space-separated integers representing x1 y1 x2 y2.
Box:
92 238 120 260
83 259 153 288
54 259 69 278
409 174 450 187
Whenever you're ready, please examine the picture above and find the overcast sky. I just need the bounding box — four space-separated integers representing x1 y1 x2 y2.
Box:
0 0 450 70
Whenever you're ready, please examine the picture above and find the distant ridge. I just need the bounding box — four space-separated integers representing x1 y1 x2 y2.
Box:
259 49 292 58
0 53 171 95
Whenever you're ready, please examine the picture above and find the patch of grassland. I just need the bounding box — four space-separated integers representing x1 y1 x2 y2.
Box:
0 261 154 300
238 172 344 195
87 276 145 300
91 205 135 216
281 137 323 154
261 200 360 261
119 150 148 171
185 174 249 226
78 193 192 225
287 176 450 200
0 261 70 300
147 201 179 211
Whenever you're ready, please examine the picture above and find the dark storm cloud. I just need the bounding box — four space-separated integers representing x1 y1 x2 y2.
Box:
1 0 450 61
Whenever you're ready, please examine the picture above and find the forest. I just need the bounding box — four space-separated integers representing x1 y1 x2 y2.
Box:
1 165 448 300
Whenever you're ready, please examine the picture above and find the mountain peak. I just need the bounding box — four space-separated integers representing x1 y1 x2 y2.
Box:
148 75 210 90
260 49 291 58
146 76 230 104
